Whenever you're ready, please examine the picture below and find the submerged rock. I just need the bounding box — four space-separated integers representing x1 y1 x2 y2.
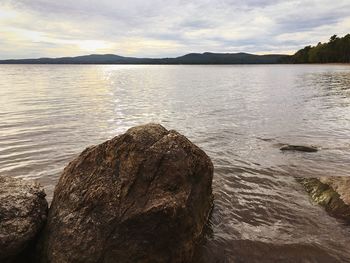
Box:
0 176 48 263
39 123 214 263
298 177 350 222
280 144 318 152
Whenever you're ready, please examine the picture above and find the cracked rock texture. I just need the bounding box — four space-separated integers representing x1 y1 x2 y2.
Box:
0 176 48 263
38 123 213 263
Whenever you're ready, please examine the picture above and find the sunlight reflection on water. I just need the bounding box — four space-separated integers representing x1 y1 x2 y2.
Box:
1 64 350 262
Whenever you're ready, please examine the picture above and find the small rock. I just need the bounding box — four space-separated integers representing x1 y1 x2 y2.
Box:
0 176 48 263
38 123 214 263
280 144 318 152
298 177 350 222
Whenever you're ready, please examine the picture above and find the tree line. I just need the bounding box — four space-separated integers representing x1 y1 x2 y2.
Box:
282 34 350 63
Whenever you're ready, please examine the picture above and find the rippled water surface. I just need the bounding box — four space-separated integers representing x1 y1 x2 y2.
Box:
1 64 350 262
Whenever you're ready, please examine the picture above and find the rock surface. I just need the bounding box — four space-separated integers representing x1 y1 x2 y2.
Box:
39 123 214 263
0 176 48 263
280 144 318 152
298 177 350 222
319 176 350 205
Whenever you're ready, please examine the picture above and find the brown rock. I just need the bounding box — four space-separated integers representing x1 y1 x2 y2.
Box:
319 176 350 205
39 123 213 263
0 176 48 263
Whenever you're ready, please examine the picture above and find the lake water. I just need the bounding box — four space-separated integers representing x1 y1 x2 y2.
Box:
1 64 350 262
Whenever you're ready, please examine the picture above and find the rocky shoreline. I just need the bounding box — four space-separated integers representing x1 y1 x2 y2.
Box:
0 124 213 263
1 124 349 262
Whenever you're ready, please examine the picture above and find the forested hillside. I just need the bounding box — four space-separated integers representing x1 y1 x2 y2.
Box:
284 34 350 63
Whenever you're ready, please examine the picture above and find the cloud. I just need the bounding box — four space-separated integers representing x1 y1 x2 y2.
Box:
0 0 350 58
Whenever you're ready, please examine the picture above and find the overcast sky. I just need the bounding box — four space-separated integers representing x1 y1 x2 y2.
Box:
1 0 350 59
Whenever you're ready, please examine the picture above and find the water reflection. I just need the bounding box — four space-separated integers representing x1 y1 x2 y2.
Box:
1 64 350 261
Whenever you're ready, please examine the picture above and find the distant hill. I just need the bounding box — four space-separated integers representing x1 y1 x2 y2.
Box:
165 52 287 64
282 34 350 63
0 52 288 64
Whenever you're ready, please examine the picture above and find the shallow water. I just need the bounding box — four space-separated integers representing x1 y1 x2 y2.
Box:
1 64 350 262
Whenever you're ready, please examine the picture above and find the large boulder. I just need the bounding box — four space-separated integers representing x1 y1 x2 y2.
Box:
39 124 213 263
0 176 48 263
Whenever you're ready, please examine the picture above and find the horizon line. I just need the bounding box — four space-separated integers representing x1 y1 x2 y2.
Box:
0 51 291 61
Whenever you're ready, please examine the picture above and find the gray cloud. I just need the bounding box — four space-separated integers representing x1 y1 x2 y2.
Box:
1 0 350 58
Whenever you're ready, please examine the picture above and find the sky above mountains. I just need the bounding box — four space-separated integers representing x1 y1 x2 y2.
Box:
1 0 350 59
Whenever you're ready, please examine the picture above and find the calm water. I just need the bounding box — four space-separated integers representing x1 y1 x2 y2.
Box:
1 64 350 262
